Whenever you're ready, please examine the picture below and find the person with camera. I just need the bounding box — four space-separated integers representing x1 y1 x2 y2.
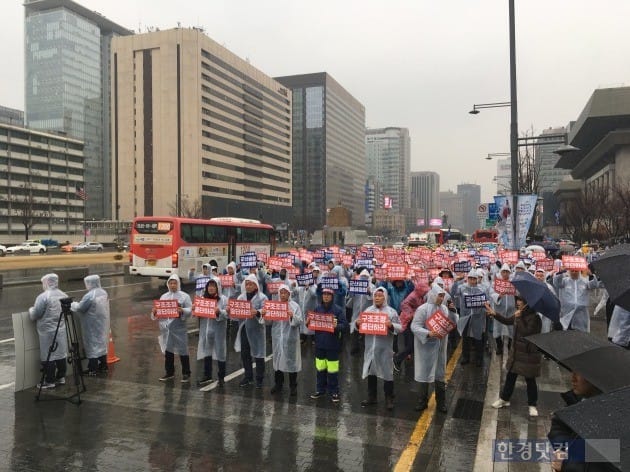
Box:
29 273 68 389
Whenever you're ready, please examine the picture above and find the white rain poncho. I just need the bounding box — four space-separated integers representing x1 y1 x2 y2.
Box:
456 272 489 340
488 268 515 339
347 270 374 333
553 272 600 331
28 274 68 362
608 305 630 348
234 274 267 358
157 274 192 355
294 283 318 335
411 286 459 383
360 287 402 381
196 278 229 361
268 287 303 372
222 262 241 299
71 275 110 359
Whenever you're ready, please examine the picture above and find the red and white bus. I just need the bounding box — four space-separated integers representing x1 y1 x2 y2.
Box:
129 216 275 278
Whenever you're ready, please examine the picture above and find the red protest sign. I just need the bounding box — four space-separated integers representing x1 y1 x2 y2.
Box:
263 300 289 321
530 251 547 261
287 267 299 279
219 274 234 288
562 255 588 271
267 257 283 271
358 312 389 336
228 299 253 319
387 263 407 281
307 311 335 333
536 258 554 271
153 299 179 319
193 296 218 318
426 310 457 338
493 278 516 296
299 251 313 263
257 252 268 263
342 254 354 266
267 281 284 295
374 267 387 281
499 250 519 264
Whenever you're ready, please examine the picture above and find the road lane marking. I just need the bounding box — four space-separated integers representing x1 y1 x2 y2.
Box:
473 347 501 470
0 382 15 391
0 338 15 344
393 342 462 472
199 354 273 392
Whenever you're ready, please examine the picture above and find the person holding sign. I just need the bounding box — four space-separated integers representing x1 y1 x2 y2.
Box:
222 262 242 300
295 267 320 345
411 285 458 413
263 285 303 396
196 279 228 387
488 264 516 356
152 274 193 383
231 274 268 388
188 263 216 297
355 287 402 411
553 263 600 332
457 269 489 367
306 288 347 403
485 295 542 417
347 269 374 356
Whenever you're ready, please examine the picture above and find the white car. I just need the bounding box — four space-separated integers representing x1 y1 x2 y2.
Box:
0 244 6 256
74 242 104 252
6 242 47 254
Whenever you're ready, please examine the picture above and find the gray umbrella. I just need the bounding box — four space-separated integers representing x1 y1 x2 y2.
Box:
561 346 630 393
554 386 629 471
592 244 630 311
525 330 610 362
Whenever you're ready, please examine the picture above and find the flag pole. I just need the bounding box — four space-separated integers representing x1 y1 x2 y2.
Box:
83 196 86 243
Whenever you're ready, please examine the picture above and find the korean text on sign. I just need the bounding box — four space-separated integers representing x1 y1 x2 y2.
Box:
219 274 234 288
464 293 487 309
494 278 516 296
296 272 314 287
240 252 257 269
267 281 284 295
562 255 588 270
264 300 289 321
426 310 456 338
153 299 179 319
349 279 369 295
195 276 212 292
193 297 217 318
387 264 407 281
307 312 335 333
358 312 389 336
320 277 339 290
453 261 472 274
228 299 253 319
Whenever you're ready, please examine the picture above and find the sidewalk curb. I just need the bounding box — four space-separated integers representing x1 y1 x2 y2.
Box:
1 270 126 288
473 351 501 471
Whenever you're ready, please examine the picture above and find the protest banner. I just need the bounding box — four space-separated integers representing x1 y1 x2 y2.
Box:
195 276 212 292
256 252 268 263
426 310 457 338
263 300 289 321
228 299 253 319
464 293 487 309
453 260 472 274
499 250 519 265
493 278 516 296
153 299 179 319
193 297 217 318
287 267 299 279
307 312 335 333
296 272 314 287
267 256 284 271
267 281 284 295
536 258 554 271
562 255 588 271
374 267 387 281
342 255 354 266
349 279 369 295
358 312 389 336
219 274 234 288
356 258 374 269
320 277 339 290
387 263 407 281
239 252 257 269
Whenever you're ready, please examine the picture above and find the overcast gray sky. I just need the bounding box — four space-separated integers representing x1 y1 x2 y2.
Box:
2 0 630 203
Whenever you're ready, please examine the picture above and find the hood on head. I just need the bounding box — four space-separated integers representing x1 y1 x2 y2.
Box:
278 285 291 296
359 269 370 279
242 273 260 292
204 277 222 295
467 269 478 279
434 276 445 287
226 261 237 274
41 273 59 291
514 261 527 270
427 284 446 305
166 274 181 291
373 286 388 303
84 274 101 290
500 263 512 273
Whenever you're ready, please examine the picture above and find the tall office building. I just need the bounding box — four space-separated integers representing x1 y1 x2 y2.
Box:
24 0 132 220
111 28 292 222
457 183 481 235
0 106 24 126
535 126 571 226
365 127 410 211
410 171 440 227
275 73 366 232
439 190 464 230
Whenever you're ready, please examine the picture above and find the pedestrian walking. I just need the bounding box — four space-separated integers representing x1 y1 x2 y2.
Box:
394 280 431 372
488 264 516 355
485 295 542 417
29 273 68 389
457 269 489 366
152 274 193 383
196 278 228 387
355 286 402 411
71 275 110 376
307 288 347 403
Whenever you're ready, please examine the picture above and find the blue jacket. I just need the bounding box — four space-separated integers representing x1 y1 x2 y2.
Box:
384 280 414 313
312 302 347 351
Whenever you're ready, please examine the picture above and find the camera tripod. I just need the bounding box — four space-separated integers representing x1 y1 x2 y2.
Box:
36 297 86 405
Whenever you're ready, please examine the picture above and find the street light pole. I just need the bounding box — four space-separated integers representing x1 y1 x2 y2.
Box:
509 0 519 250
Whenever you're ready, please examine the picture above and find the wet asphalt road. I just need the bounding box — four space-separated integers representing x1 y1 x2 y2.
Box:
0 271 493 471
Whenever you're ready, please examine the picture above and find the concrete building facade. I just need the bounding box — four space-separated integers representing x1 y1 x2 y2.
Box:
439 190 464 231
275 73 366 232
111 28 292 223
456 183 481 235
24 0 132 220
410 171 440 228
0 122 84 242
365 127 410 211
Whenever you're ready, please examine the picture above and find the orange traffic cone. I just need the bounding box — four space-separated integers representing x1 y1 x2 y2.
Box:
107 329 121 364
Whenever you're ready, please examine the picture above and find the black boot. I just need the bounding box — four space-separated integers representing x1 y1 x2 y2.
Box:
435 381 447 413
415 382 429 411
495 336 504 355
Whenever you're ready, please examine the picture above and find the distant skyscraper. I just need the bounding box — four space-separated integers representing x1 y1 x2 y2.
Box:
24 0 132 220
410 171 440 227
0 106 24 126
439 190 464 230
457 183 481 235
535 126 571 226
365 127 411 211
275 73 366 232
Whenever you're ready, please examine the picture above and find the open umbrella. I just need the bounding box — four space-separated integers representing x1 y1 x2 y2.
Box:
510 271 561 322
554 386 630 471
561 346 630 394
525 330 610 362
592 244 630 311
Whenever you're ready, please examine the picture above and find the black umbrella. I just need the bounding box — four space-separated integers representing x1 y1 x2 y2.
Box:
525 330 610 362
561 346 630 394
510 271 561 322
592 244 630 311
554 386 630 471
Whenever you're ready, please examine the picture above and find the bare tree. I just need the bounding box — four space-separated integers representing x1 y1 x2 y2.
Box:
9 184 48 240
560 187 608 244
168 197 203 218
